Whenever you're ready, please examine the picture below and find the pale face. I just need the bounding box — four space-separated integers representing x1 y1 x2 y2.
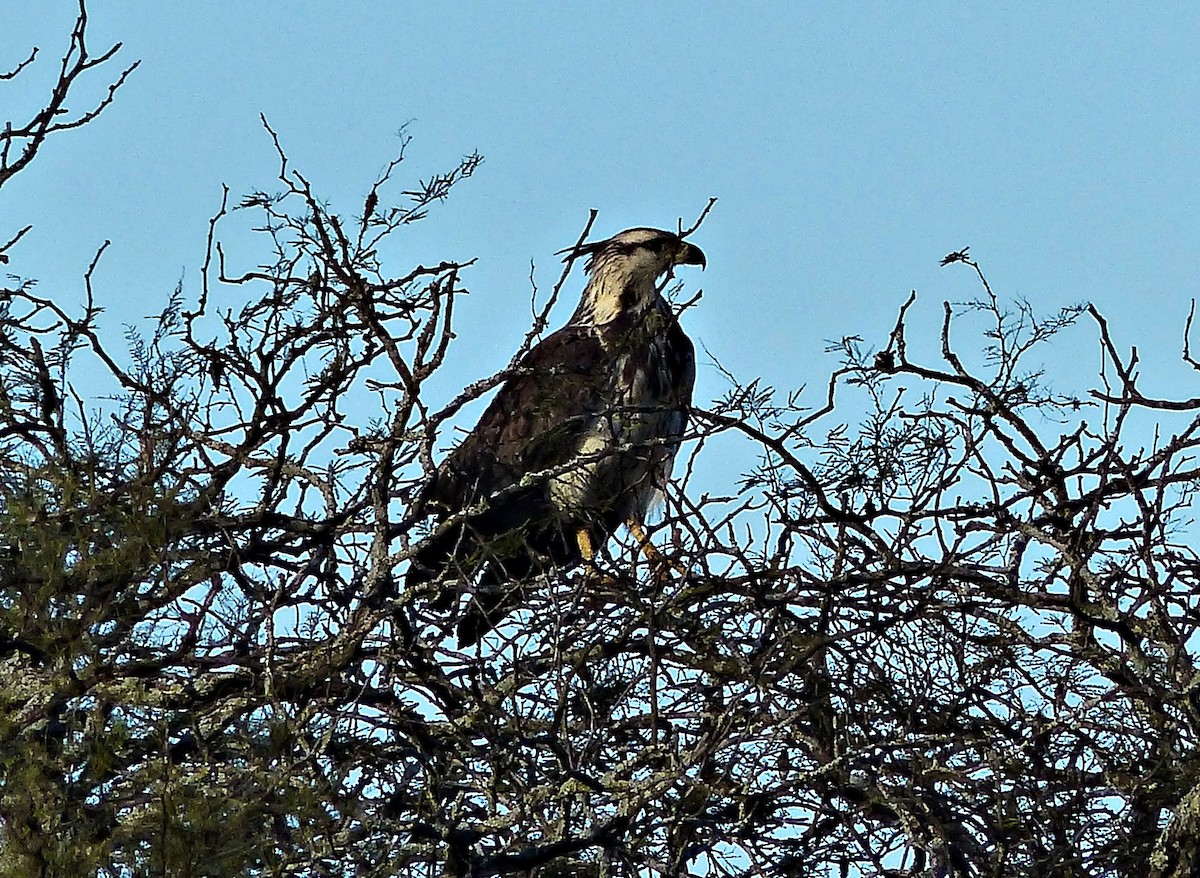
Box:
589 228 705 281
567 228 705 326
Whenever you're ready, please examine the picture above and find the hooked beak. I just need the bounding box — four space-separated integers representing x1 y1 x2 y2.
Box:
675 241 706 270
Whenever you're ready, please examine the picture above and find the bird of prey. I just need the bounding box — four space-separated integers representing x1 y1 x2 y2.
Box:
407 226 706 645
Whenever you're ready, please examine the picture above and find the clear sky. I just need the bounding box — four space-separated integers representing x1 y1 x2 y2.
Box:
5 3 1200 428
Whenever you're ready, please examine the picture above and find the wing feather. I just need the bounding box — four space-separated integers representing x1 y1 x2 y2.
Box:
408 325 610 595
425 324 609 511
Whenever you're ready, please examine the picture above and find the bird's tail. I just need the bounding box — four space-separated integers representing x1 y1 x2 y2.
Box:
455 582 520 647
404 527 464 610
453 547 543 646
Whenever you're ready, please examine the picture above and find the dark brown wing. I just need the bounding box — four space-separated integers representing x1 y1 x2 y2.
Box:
407 325 611 591
424 324 610 511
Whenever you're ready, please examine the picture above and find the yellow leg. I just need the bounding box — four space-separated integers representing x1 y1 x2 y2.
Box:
575 527 617 594
626 518 665 565
576 528 595 563
627 517 690 577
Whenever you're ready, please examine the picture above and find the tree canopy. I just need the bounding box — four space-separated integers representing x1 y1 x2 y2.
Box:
3 6 1200 877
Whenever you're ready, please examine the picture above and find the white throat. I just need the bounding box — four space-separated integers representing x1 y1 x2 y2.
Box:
572 260 660 327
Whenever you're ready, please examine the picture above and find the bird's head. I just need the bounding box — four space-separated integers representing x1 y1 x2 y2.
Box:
561 227 706 325
560 227 706 280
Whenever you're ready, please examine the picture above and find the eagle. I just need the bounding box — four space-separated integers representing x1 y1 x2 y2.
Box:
407 226 705 645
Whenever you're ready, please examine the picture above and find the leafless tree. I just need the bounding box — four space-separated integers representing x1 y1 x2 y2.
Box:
4 6 1200 878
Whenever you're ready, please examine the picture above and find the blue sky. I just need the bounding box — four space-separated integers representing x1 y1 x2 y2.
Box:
6 3 1200 424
